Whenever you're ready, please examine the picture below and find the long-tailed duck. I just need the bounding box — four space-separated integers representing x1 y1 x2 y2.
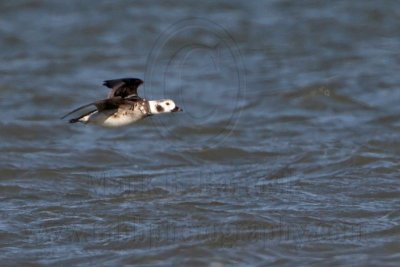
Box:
61 78 182 127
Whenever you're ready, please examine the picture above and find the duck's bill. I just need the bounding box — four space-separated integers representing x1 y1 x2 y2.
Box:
171 106 183 112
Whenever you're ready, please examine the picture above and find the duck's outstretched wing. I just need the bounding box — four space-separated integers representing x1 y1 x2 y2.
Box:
60 97 127 120
60 102 96 120
68 109 97 123
103 78 144 99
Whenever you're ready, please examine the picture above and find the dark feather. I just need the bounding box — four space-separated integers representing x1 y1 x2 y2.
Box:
94 97 126 111
69 109 97 123
60 102 95 119
61 97 127 120
103 78 144 99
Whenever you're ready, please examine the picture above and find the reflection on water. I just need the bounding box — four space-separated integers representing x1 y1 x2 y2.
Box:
1 0 400 266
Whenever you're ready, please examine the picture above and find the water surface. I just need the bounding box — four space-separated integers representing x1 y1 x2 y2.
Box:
1 1 400 266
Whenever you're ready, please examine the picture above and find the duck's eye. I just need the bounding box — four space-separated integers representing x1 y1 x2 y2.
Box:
166 102 170 106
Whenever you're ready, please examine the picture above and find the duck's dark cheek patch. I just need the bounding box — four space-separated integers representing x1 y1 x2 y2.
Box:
156 105 164 112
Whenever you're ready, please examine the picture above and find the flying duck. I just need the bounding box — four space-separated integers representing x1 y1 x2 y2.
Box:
61 78 182 127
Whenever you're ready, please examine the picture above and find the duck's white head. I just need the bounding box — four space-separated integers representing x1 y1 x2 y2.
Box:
148 99 182 114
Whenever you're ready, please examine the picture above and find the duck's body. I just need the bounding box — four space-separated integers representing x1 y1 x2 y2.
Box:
62 78 181 127
74 100 149 127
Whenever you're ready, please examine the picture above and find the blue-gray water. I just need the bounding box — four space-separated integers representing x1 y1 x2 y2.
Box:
1 1 400 266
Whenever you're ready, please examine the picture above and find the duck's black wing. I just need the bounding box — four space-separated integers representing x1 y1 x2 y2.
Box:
60 97 129 120
103 78 144 99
